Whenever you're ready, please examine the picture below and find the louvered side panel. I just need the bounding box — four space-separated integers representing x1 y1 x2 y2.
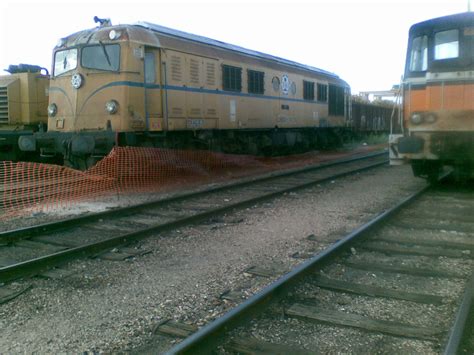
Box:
0 87 8 123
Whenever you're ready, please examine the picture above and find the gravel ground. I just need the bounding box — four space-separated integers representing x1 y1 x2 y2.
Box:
0 164 426 353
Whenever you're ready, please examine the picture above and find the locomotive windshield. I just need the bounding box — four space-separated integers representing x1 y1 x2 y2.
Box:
54 48 78 76
53 44 120 77
434 29 459 60
82 44 120 71
406 16 474 77
408 35 428 72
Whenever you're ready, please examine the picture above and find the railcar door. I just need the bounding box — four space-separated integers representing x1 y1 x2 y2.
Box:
144 48 163 131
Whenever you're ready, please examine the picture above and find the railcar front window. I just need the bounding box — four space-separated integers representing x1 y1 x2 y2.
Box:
82 44 120 71
54 49 78 76
434 30 459 60
409 35 428 72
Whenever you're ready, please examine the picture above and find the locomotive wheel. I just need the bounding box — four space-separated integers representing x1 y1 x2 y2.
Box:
65 155 99 171
453 163 471 183
0 145 22 162
411 160 424 177
411 160 441 183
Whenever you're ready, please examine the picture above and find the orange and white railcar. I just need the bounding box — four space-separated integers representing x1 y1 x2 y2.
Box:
391 12 474 181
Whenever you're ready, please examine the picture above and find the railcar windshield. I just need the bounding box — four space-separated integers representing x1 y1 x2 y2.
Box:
408 35 428 72
54 48 78 76
81 44 120 71
434 29 459 60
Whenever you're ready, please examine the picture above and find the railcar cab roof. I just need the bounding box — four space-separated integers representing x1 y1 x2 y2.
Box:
405 12 474 78
408 12 474 36
55 25 160 49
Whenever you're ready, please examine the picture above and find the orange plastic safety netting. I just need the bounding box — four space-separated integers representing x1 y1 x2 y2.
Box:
1 145 384 220
0 147 269 220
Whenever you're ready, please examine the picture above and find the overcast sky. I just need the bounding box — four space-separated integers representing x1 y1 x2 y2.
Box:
0 0 471 94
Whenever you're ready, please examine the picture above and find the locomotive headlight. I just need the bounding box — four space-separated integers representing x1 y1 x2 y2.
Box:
48 103 58 117
105 100 119 114
56 38 66 48
410 113 423 125
109 30 121 40
424 113 437 124
71 73 83 89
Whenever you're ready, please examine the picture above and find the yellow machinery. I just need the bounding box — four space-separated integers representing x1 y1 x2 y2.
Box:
0 64 49 160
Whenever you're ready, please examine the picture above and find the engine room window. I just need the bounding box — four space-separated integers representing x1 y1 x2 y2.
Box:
434 29 459 60
317 83 328 102
248 70 264 94
82 44 120 71
303 80 315 101
222 65 242 92
328 84 345 116
54 48 78 76
409 35 428 71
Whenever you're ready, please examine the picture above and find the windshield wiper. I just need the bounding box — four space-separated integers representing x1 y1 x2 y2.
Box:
99 40 112 67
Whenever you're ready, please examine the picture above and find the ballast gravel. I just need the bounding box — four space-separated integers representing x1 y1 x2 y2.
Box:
0 164 427 353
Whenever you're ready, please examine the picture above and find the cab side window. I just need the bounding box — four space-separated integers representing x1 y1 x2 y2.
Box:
409 35 428 71
145 52 155 84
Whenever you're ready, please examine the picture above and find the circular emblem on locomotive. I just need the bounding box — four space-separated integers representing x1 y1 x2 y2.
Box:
71 73 83 89
272 76 280 92
290 82 296 95
281 74 290 95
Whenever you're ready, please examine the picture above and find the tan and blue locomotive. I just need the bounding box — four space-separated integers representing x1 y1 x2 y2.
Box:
390 12 474 181
0 64 49 161
18 17 351 169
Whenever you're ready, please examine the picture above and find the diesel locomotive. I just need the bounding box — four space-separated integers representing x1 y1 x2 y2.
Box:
390 12 474 181
18 18 351 169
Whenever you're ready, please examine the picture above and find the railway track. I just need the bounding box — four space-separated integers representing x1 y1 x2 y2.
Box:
0 151 387 284
166 182 474 354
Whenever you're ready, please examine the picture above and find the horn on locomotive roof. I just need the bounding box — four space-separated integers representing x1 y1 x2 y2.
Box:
93 16 112 27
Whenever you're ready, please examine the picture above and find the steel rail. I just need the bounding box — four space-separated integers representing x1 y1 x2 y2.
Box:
443 271 474 355
0 156 388 283
165 184 431 354
0 151 386 243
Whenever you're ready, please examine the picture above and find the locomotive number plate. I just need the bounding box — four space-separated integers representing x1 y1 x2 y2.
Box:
187 118 204 128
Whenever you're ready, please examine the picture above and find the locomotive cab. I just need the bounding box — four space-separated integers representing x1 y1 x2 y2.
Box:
19 21 163 168
391 12 474 181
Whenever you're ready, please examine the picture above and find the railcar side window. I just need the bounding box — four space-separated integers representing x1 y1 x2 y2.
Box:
303 80 315 101
328 85 345 116
82 44 120 71
409 35 428 72
434 29 459 60
317 83 328 102
54 49 78 76
248 70 264 94
222 65 242 92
